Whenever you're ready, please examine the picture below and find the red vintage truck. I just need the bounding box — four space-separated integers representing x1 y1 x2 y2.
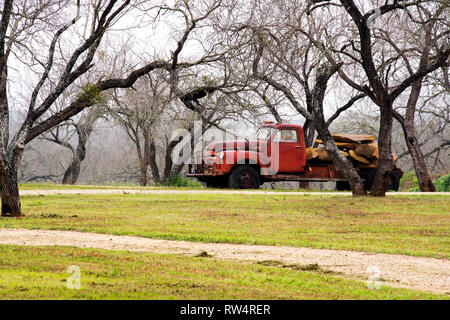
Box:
187 121 401 190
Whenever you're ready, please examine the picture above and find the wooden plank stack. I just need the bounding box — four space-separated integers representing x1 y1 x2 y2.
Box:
306 133 379 168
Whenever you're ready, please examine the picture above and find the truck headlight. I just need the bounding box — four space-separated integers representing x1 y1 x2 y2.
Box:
218 152 225 160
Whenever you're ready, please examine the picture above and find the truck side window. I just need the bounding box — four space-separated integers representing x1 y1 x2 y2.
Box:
274 129 297 143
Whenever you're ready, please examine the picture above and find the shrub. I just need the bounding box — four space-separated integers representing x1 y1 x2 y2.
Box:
157 174 204 188
408 173 450 192
434 174 450 192
399 171 418 191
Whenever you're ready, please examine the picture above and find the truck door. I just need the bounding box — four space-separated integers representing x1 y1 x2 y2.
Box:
271 128 304 173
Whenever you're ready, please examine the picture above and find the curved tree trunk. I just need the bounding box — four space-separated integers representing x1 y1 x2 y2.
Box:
312 64 367 196
62 158 81 185
0 0 20 216
405 134 436 191
62 131 88 185
314 124 366 196
397 11 438 192
395 79 436 192
59 108 99 185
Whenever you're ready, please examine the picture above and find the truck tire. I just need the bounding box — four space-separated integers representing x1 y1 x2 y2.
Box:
336 181 350 191
360 167 377 191
389 169 400 191
228 165 260 189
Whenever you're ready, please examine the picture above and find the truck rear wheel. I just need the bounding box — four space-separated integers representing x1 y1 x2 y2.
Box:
337 168 376 191
360 168 377 191
228 165 260 189
389 168 401 191
336 181 350 191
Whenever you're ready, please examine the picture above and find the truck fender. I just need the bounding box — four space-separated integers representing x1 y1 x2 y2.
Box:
223 150 267 173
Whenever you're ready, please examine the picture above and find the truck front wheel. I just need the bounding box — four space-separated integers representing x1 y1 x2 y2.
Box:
228 165 260 189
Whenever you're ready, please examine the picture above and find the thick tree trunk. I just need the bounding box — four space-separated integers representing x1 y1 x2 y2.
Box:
162 140 179 182
62 158 81 185
136 153 147 186
0 165 21 217
139 136 150 186
149 141 160 184
134 132 150 186
370 102 393 196
139 163 148 186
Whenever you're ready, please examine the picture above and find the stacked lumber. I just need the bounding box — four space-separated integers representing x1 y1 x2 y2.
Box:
306 133 379 168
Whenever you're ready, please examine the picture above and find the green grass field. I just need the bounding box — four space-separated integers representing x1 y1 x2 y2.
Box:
0 244 445 300
1 193 448 258
18 183 155 190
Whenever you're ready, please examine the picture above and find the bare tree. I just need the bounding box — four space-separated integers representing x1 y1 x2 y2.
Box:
308 0 449 195
1 0 133 215
388 3 449 190
42 105 105 184
0 0 223 216
110 74 169 186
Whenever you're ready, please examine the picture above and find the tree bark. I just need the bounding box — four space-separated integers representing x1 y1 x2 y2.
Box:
395 106 436 192
370 100 393 196
162 139 179 182
138 134 151 186
149 140 160 184
139 163 148 186
62 158 81 185
0 162 21 217
61 122 91 185
405 134 436 191
133 131 148 186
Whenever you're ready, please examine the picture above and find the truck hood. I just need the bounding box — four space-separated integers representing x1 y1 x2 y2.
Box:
206 140 265 153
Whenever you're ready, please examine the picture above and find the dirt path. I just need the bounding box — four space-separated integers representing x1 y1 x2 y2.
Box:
0 228 448 294
19 189 450 196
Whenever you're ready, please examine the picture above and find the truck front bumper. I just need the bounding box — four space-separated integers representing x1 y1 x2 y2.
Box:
187 163 213 177
187 163 227 177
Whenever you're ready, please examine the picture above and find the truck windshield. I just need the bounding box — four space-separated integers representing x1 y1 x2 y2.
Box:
253 127 273 140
